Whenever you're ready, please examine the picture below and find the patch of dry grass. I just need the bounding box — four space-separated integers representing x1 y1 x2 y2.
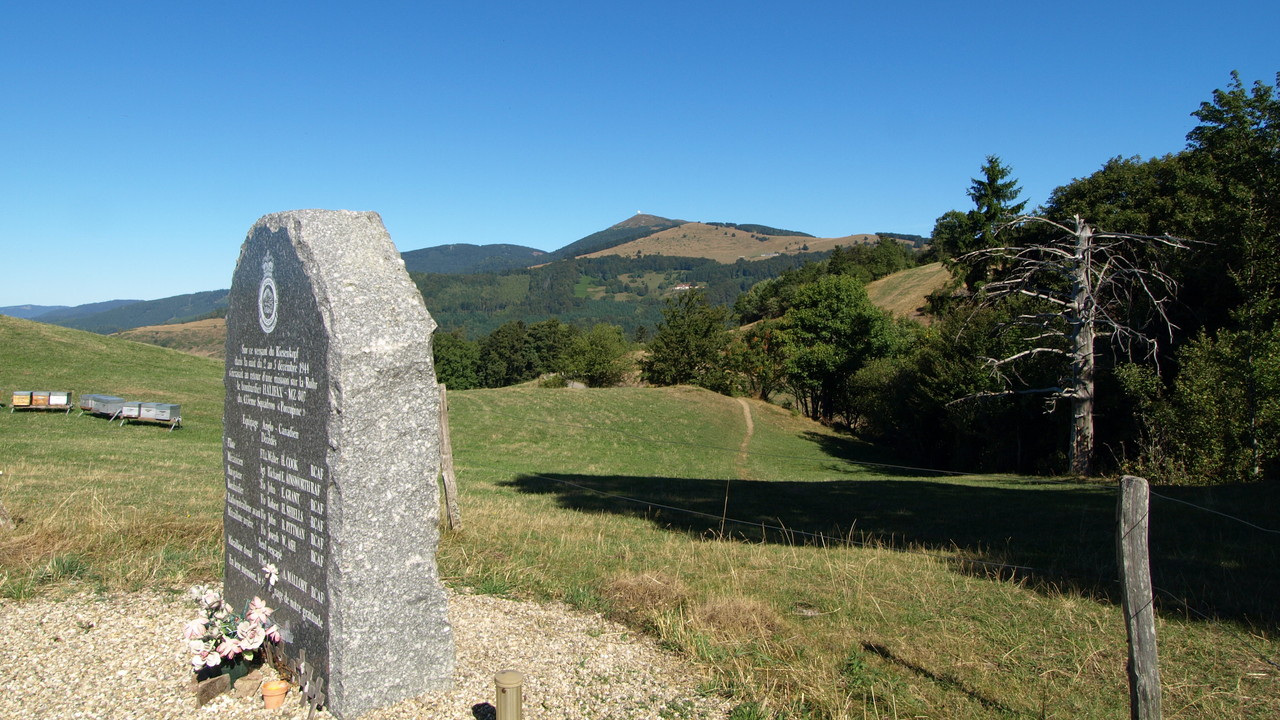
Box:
865 261 952 321
580 222 876 264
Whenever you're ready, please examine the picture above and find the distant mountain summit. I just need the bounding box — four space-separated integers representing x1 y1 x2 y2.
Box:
612 213 685 230
544 214 684 262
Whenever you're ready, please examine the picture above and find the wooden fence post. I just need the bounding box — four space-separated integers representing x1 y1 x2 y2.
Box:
439 384 462 531
1117 475 1161 720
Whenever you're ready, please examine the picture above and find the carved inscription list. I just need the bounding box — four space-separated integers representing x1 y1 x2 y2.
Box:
225 340 329 632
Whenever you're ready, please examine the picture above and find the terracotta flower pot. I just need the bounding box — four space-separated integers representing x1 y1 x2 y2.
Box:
261 679 290 709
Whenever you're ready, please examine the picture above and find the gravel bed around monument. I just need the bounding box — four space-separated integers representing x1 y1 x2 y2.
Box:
0 587 732 720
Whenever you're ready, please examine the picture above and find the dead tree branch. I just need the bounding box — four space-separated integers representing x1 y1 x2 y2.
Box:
951 215 1188 475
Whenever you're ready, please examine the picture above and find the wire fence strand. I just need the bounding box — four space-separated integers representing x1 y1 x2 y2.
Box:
1149 489 1280 535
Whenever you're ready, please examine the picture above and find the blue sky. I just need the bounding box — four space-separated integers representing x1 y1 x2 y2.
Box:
2 1 1276 307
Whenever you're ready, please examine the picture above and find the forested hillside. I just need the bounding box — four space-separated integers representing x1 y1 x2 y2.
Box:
55 290 228 334
400 242 547 274
412 250 837 337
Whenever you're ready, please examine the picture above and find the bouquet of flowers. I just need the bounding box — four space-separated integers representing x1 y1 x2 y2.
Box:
183 579 282 672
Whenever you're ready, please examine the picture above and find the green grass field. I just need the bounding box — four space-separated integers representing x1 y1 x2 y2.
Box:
1 314 1277 718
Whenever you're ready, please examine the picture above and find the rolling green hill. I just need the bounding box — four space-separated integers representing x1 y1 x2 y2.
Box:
5 299 142 323
43 290 229 335
400 242 548 274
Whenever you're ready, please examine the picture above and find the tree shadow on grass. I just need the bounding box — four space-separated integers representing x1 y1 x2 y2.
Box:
502 471 1280 629
793 430 934 477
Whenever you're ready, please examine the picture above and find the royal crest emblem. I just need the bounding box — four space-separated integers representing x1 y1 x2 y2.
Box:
258 252 279 334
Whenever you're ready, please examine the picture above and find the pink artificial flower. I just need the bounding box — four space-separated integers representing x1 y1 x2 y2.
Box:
182 619 207 640
200 588 222 610
216 637 242 659
262 563 279 588
192 647 221 668
213 602 232 621
267 626 282 644
238 621 267 652
246 597 273 625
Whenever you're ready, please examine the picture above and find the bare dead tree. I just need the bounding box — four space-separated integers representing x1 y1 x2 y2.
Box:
955 215 1189 476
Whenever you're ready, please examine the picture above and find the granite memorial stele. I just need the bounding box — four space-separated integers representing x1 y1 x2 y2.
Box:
222 209 454 718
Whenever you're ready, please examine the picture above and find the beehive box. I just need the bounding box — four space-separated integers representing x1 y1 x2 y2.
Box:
31 391 50 407
151 403 180 421
120 402 142 419
79 394 101 411
91 396 126 415
12 391 32 407
48 391 71 407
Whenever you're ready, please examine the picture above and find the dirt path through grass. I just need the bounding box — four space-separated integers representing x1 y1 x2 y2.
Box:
735 397 754 480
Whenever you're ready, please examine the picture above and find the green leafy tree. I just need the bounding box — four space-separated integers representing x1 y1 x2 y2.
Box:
527 318 579 376
849 304 1066 473
478 320 536 388
1168 328 1280 481
1102 72 1280 483
1185 72 1280 334
933 155 1029 288
432 330 481 390
930 209 975 260
781 275 900 423
563 323 633 388
726 319 788 401
641 290 733 391
1171 72 1280 483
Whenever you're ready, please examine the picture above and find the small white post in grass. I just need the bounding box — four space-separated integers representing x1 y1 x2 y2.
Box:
495 669 524 720
1117 475 1162 720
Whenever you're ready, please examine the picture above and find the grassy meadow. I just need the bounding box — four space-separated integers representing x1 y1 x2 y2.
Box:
0 316 225 594
1 314 1277 718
